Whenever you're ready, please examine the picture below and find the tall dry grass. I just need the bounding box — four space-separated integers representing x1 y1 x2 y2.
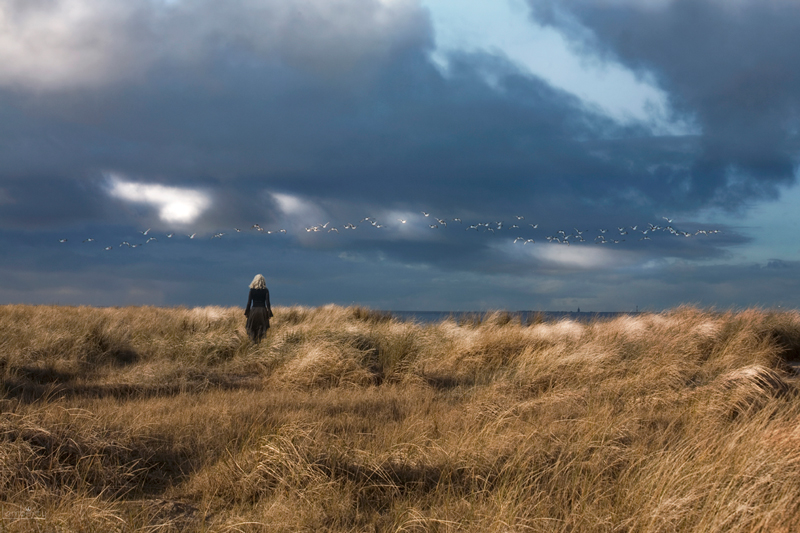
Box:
1 303 800 531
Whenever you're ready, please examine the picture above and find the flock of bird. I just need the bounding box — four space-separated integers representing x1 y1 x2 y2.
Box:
57 214 722 251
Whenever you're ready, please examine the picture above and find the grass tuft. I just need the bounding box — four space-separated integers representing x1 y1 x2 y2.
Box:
1 304 800 531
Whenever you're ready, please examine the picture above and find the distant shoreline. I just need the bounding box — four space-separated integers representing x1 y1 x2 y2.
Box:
385 310 641 324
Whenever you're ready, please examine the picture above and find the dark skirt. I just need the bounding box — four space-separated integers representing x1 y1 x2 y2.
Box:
246 307 270 342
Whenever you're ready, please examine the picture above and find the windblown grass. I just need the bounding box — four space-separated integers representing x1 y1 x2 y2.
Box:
1 304 800 531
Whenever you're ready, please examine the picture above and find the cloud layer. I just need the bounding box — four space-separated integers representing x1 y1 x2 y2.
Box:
1 0 798 309
105 173 211 224
530 0 800 207
0 0 426 89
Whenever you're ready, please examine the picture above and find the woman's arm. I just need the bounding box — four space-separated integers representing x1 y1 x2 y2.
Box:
245 288 253 316
266 289 273 317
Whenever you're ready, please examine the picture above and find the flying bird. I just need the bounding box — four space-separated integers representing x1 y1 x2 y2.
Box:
53 210 722 257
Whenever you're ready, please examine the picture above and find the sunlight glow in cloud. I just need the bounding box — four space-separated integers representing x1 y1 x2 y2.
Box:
106 173 210 224
534 244 622 269
271 192 329 229
271 192 310 216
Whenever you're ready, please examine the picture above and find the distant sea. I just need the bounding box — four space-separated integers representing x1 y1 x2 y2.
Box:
386 311 640 324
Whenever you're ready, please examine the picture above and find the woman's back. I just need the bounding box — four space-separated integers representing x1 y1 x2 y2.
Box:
248 288 268 307
245 275 272 343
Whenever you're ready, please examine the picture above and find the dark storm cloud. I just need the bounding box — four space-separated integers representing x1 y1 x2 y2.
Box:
0 0 794 309
533 258 800 311
0 0 716 231
0 178 112 229
529 0 800 209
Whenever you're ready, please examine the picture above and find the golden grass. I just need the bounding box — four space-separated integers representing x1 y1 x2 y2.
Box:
2 303 800 531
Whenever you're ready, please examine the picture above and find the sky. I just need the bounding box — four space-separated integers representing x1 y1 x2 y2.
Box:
1 0 799 312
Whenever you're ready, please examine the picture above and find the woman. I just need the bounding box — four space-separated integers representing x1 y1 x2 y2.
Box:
245 274 273 342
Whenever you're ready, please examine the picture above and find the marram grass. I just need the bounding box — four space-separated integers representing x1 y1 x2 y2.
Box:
1 304 800 531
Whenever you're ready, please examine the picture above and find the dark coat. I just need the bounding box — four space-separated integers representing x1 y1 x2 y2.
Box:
245 288 273 342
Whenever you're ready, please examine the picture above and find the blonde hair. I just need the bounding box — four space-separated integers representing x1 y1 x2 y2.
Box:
249 274 266 289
